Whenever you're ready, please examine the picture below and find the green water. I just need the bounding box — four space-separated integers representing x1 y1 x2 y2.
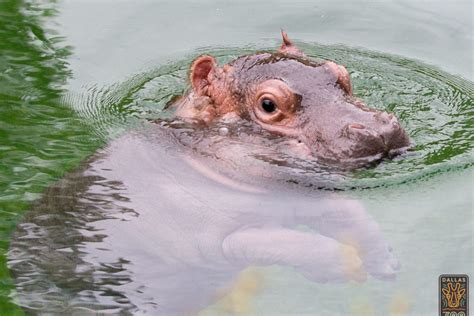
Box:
0 0 472 314
0 1 101 313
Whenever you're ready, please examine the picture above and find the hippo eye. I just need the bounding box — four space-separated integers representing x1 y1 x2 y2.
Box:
254 79 296 124
261 98 276 113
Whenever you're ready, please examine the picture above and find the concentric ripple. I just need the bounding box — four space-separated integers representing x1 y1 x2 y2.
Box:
66 45 473 189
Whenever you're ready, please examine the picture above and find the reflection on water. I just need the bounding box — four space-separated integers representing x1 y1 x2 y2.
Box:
0 0 99 313
8 124 399 314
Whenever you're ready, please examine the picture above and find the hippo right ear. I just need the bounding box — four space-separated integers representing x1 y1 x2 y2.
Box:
190 55 217 96
279 30 305 57
325 61 353 96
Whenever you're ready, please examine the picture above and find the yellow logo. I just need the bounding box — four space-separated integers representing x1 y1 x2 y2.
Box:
443 282 466 308
439 274 469 316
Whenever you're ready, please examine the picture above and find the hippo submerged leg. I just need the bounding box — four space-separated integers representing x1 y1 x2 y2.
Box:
222 197 399 284
292 198 400 280
223 226 366 283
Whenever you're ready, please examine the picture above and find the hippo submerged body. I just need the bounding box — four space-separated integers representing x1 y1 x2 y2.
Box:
8 127 400 314
8 33 405 314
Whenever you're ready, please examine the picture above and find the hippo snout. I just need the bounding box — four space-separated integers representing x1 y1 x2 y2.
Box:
343 123 386 158
344 111 410 159
374 111 410 152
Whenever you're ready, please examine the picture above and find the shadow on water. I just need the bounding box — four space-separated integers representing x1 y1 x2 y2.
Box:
0 0 101 313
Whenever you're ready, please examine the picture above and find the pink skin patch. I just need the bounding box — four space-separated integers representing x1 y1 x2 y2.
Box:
182 155 266 194
324 61 353 96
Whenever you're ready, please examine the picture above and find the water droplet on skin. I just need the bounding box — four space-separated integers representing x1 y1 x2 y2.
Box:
219 127 229 136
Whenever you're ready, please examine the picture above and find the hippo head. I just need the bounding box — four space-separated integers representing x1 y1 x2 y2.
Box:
174 32 410 167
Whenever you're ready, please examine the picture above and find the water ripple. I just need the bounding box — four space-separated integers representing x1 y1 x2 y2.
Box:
65 45 473 189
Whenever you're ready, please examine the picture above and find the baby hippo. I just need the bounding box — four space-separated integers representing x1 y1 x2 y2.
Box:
7 32 405 315
175 31 410 166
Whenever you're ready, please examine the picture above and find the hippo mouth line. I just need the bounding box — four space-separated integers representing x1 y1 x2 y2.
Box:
387 145 412 158
344 144 412 166
306 137 413 168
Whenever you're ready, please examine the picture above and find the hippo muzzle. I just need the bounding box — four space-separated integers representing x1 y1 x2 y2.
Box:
299 97 410 164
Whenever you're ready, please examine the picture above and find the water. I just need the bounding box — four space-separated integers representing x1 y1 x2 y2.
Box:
1 0 472 315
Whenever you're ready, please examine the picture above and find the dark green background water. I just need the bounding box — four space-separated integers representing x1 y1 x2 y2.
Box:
0 1 101 313
0 0 472 314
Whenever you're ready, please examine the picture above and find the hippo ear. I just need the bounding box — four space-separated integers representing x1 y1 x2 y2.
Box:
325 61 353 96
190 55 217 96
337 65 353 96
279 30 305 57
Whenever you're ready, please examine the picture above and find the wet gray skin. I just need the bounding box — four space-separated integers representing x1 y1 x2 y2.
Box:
230 54 410 165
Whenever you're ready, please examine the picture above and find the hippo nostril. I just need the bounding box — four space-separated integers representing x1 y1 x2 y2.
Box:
348 123 365 129
374 111 394 124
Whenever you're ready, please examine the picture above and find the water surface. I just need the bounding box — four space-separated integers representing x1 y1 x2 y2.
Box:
0 0 472 315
